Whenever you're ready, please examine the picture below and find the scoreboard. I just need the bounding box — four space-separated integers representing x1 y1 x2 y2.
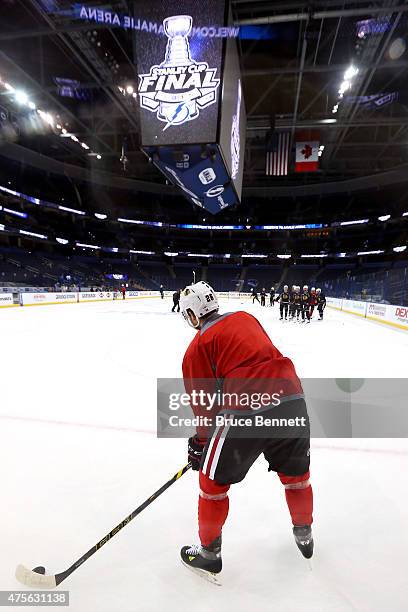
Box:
135 0 246 214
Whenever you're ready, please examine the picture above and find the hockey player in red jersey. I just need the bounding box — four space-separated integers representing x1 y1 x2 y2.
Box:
179 281 313 582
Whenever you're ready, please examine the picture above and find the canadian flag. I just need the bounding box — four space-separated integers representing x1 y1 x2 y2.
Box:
295 140 319 172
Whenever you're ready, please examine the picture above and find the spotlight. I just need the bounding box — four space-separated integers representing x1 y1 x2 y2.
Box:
126 85 134 94
344 66 358 80
15 90 28 105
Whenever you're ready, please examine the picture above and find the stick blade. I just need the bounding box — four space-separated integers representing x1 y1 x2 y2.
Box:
15 565 57 589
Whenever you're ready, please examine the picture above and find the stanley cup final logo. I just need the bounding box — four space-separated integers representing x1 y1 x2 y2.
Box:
138 15 220 130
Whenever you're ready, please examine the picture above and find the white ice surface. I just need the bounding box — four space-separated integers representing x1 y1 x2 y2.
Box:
1 297 407 611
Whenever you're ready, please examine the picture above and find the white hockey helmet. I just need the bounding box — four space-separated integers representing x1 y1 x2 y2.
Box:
311 287 316 292
284 284 289 291
303 285 308 290
180 281 219 328
316 288 321 293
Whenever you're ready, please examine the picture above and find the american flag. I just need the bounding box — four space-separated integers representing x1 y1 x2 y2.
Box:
266 131 291 176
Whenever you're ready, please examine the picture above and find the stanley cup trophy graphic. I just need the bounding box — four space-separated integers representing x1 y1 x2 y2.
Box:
138 15 220 130
158 15 199 126
161 15 194 67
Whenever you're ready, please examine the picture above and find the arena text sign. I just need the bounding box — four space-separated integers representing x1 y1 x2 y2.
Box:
77 6 240 39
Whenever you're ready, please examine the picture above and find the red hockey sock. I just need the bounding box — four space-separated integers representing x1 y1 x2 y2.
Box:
198 471 230 547
278 471 313 526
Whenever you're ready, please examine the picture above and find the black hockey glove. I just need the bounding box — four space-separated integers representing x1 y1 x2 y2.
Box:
188 435 206 471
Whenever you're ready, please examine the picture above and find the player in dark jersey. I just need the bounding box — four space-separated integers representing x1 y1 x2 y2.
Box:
252 287 260 304
300 285 310 322
316 288 326 320
289 285 296 319
291 286 302 321
308 287 318 321
179 281 313 582
260 287 267 307
270 286 275 306
277 285 290 320
172 289 181 312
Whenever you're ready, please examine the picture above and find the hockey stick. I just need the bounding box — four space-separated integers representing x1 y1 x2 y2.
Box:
16 463 192 589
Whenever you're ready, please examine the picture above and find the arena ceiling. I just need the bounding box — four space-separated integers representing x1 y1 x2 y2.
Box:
1 0 408 200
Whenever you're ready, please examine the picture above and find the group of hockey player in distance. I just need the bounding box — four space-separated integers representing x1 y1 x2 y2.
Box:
251 285 326 322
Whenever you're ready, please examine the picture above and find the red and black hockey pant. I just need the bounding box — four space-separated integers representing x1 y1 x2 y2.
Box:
196 399 313 547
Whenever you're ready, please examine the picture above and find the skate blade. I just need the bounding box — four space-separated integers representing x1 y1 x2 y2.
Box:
181 560 222 586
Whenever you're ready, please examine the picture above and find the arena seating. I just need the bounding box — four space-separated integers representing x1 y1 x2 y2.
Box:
0 246 407 305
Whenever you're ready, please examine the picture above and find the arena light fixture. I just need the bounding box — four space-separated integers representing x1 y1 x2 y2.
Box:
393 245 407 252
403 211 408 217
3 207 27 218
126 85 134 94
58 205 86 215
164 251 178 256
339 219 369 226
19 229 47 239
0 79 99 159
118 217 143 224
187 253 212 258
15 90 29 105
0 223 4 231
129 249 155 255
56 237 69 245
37 110 54 126
301 254 328 258
277 254 291 259
378 215 390 221
357 250 384 255
95 213 107 220
336 252 347 257
344 65 359 80
241 254 268 258
96 154 102 160
76 242 100 250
